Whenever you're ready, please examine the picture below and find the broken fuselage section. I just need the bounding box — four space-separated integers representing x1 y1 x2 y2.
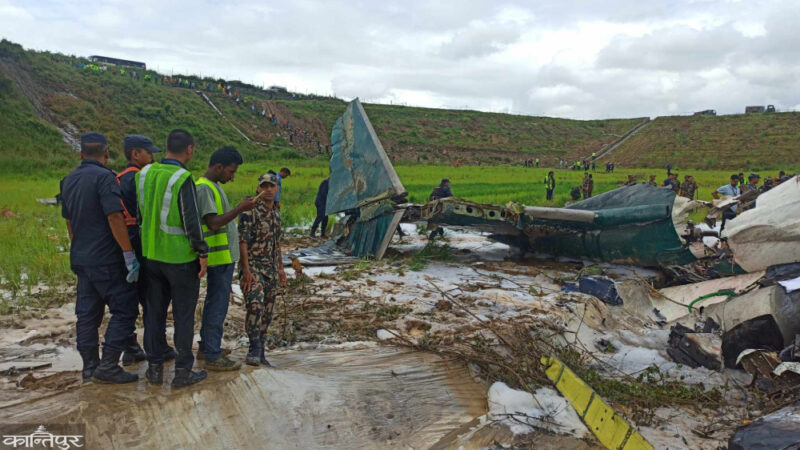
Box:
324 99 713 268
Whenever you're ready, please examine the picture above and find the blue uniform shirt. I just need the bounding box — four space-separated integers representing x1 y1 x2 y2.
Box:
716 184 741 213
60 159 124 267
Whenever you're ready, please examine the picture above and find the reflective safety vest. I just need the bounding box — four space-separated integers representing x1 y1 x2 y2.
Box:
545 176 555 190
136 162 196 263
195 177 232 266
116 166 139 227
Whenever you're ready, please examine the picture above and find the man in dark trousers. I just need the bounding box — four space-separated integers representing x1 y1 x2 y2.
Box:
310 177 329 238
117 135 177 366
195 146 256 370
545 171 555 201
137 129 209 388
60 132 140 384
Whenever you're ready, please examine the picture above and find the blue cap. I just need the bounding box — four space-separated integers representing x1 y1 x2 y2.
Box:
80 132 107 146
124 135 161 153
749 173 760 180
441 178 450 184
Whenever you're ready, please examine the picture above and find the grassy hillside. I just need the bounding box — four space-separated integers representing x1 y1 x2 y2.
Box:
273 100 645 164
0 40 298 174
0 40 648 171
609 113 800 171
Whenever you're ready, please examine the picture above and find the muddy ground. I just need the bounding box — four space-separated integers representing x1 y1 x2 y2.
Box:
0 228 776 449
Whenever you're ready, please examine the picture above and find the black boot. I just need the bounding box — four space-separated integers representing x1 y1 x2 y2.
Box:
122 338 146 366
246 338 260 366
259 343 273 367
79 347 99 381
172 368 207 388
92 349 139 384
146 363 163 385
163 345 177 362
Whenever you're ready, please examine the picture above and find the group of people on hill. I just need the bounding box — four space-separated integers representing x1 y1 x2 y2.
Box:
60 129 295 389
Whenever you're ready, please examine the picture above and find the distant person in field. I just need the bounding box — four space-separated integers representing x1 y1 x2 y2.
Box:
740 173 760 211
545 171 556 201
428 178 453 240
663 172 679 193
582 172 594 199
647 175 657 187
666 163 672 175
535 157 540 167
778 170 790 183
624 174 636 186
270 167 291 209
570 186 582 201
310 178 329 238
679 175 698 199
712 174 741 234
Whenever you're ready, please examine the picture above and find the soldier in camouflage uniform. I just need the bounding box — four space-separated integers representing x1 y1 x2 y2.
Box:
679 175 699 199
646 175 657 187
238 173 287 367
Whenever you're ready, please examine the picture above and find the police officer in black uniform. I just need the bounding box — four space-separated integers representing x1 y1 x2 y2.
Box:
60 132 141 383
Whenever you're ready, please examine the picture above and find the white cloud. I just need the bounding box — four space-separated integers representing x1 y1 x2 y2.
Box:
1 0 799 118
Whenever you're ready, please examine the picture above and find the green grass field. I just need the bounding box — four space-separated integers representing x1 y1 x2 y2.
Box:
0 162 760 305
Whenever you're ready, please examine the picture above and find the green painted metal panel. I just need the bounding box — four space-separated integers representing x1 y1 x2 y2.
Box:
326 98 406 215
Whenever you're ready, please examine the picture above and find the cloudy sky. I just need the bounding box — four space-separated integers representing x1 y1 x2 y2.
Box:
2 0 800 119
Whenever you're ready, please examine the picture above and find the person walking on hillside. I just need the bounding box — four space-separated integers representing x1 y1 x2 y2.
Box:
117 135 177 367
137 129 209 388
679 175 698 199
545 171 556 201
535 157 540 168
712 174 741 234
196 146 257 371
591 152 596 171
428 179 453 240
238 173 287 367
60 132 140 384
310 177 330 238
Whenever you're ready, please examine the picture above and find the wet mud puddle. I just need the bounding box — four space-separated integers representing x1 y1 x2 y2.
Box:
0 345 487 449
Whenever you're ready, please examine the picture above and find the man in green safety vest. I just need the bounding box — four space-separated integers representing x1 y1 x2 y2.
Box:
195 146 256 370
545 171 556 201
136 129 209 388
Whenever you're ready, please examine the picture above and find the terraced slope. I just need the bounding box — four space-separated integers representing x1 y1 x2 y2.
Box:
609 113 800 170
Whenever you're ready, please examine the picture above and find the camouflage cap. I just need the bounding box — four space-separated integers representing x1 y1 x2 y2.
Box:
258 172 278 186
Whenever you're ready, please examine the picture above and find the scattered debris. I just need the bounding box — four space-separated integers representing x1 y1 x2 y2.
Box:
666 324 722 370
541 356 654 450
728 401 800 450
578 275 622 305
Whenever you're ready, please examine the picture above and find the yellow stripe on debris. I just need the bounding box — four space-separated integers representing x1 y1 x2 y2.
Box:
540 356 653 450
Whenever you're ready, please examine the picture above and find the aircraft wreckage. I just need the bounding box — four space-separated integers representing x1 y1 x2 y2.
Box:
295 98 800 276
288 99 800 445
